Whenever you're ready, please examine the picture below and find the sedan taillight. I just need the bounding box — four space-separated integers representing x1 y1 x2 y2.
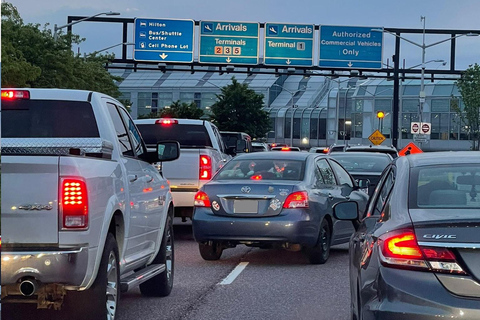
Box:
60 178 88 229
194 191 211 207
378 229 466 274
283 191 309 209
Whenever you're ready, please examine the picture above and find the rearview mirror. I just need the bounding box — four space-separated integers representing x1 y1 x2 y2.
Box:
333 201 359 220
356 178 370 189
157 140 180 162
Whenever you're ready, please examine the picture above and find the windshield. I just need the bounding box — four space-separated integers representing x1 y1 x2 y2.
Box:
2 99 99 138
329 154 390 173
136 123 212 148
215 159 305 181
411 165 480 208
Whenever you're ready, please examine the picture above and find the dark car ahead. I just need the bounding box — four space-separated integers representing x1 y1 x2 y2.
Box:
333 151 480 320
329 152 393 196
192 152 369 264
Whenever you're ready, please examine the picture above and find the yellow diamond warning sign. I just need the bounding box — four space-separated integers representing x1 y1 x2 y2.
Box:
368 130 386 145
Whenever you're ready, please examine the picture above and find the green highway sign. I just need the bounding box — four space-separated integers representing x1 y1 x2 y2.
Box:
264 23 314 66
199 21 259 65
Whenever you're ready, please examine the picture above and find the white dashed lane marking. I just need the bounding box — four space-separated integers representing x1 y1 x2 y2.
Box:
218 262 249 285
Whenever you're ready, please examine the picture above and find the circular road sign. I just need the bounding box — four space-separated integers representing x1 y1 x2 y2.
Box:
422 123 430 133
412 123 419 133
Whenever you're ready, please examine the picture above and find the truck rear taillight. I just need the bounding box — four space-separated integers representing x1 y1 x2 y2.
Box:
200 155 212 180
1 90 30 100
60 178 89 229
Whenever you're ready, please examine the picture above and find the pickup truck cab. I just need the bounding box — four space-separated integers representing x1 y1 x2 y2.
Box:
134 118 235 221
1 89 179 319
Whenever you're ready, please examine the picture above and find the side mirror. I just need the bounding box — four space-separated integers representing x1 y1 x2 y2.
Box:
226 145 237 156
157 140 180 162
333 201 359 220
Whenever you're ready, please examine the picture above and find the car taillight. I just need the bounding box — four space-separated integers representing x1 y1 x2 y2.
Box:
1 90 30 100
199 155 212 180
155 119 178 125
60 178 88 229
281 147 290 151
194 191 211 207
283 191 309 208
379 229 466 274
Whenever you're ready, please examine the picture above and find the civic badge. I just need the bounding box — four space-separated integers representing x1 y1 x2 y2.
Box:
212 201 220 211
241 186 251 194
268 186 274 193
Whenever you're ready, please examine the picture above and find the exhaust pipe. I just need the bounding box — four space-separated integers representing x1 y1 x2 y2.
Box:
19 279 38 296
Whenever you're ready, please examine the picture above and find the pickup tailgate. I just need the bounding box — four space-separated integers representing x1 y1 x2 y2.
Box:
2 156 60 244
162 148 201 190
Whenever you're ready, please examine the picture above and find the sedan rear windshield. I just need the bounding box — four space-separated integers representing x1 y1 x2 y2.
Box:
136 124 212 148
2 99 99 138
410 165 480 208
215 159 305 181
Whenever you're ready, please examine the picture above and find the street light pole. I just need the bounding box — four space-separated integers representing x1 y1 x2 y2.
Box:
54 11 120 41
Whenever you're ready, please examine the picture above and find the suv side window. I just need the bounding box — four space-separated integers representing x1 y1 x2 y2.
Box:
329 159 354 188
316 159 336 185
106 102 134 157
118 107 145 157
365 167 395 218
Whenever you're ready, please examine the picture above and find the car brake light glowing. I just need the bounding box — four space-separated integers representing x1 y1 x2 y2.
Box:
281 147 290 151
60 178 88 229
250 175 263 180
1 90 30 100
199 155 212 180
283 191 309 208
155 119 178 125
194 191 211 207
379 229 466 274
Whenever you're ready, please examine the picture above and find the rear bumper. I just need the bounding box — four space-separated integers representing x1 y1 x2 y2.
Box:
171 190 197 208
192 208 321 247
1 246 89 287
362 267 480 320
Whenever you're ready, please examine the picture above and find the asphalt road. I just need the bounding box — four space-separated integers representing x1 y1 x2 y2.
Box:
3 220 351 320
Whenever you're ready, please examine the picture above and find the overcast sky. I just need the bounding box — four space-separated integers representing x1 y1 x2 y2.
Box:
10 0 480 70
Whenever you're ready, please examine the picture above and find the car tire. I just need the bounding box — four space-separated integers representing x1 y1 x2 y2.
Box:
305 218 331 264
199 241 223 260
65 233 120 320
139 211 175 297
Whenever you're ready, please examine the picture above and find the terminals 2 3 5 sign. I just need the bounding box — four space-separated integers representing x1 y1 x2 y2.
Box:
133 18 383 68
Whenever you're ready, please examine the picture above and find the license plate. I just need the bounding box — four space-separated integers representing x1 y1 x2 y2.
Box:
234 200 258 213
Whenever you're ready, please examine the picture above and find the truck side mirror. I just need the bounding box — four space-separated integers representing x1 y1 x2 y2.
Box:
226 145 237 156
156 140 180 162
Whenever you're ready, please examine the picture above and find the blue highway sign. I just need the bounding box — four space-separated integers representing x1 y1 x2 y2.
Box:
319 25 383 69
264 23 314 66
134 18 194 63
199 21 259 65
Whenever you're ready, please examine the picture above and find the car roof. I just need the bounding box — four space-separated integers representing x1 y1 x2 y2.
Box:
233 151 314 161
133 118 208 125
403 151 480 167
329 151 393 159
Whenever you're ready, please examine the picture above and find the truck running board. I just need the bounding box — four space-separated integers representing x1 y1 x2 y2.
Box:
120 264 166 292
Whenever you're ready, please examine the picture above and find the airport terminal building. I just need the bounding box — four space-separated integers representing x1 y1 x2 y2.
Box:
112 67 472 152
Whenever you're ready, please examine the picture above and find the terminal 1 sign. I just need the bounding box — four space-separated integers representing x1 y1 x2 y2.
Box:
133 18 383 69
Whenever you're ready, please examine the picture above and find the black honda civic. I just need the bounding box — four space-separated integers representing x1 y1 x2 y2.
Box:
333 151 480 320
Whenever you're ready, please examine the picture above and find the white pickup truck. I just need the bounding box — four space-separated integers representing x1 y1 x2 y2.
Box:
1 89 180 319
134 118 235 221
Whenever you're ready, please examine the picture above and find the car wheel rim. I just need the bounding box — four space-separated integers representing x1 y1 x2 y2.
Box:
165 222 173 283
106 251 118 320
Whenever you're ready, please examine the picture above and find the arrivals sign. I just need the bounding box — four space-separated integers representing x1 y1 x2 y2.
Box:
199 21 259 65
133 18 194 63
264 23 315 66
319 25 383 69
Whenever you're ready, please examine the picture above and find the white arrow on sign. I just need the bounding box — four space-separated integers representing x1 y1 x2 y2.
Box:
286 59 291 65
159 53 168 59
226 57 232 63
348 61 353 67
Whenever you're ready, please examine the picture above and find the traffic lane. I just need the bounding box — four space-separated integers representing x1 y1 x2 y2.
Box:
117 224 252 320
184 244 350 320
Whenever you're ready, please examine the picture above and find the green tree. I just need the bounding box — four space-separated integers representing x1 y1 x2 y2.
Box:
137 100 204 119
210 77 271 138
1 2 121 97
452 63 480 150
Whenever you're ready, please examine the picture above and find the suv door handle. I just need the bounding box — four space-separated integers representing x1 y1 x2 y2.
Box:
328 193 334 200
144 175 154 183
128 174 138 182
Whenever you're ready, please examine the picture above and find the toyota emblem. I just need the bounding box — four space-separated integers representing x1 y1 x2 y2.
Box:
241 186 251 193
